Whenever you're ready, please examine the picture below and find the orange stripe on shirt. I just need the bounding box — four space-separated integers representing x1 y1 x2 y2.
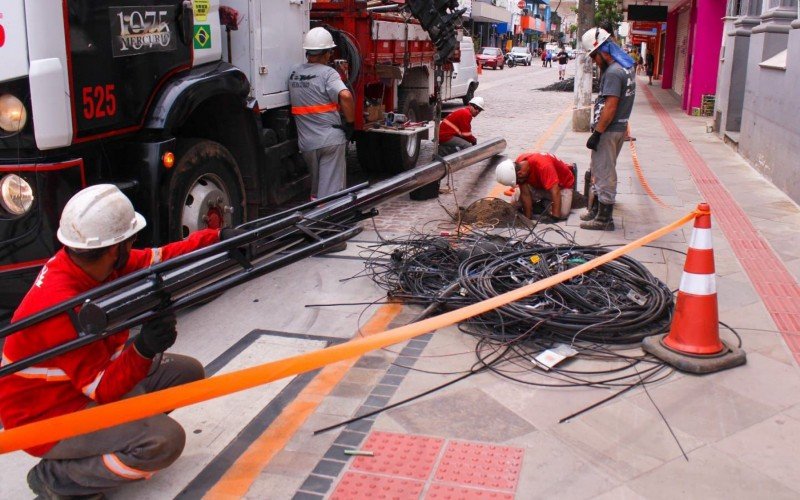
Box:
291 102 338 115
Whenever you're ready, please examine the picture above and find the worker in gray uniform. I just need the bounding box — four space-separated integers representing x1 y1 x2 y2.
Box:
579 27 636 231
289 27 356 201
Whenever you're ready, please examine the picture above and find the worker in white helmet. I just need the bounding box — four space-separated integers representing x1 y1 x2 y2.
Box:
578 26 636 231
495 153 576 223
0 185 241 498
438 96 485 155
289 27 356 206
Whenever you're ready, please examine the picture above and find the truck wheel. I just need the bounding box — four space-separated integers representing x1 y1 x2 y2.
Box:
462 84 476 106
167 139 245 240
381 98 423 173
381 130 421 173
356 133 382 173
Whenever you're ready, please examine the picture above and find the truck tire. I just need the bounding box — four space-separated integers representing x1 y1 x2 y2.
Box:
356 133 382 173
167 139 245 240
381 98 423 173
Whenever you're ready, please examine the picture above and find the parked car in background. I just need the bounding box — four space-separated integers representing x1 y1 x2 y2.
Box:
508 46 533 66
444 36 480 104
476 47 504 70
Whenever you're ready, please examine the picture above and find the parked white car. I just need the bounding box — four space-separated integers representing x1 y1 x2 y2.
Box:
444 36 480 104
508 46 533 66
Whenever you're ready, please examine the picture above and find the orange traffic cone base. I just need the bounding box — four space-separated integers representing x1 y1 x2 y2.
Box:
643 334 746 374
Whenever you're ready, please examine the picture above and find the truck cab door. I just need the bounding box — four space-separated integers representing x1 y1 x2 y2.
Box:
257 0 308 109
66 1 192 141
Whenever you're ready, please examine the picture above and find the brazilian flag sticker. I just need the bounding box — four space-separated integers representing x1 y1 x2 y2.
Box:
193 25 211 50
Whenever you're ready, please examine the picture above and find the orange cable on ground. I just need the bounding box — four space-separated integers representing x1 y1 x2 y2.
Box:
0 210 700 454
628 123 673 209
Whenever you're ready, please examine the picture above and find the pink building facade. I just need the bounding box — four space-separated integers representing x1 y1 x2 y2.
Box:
661 0 727 114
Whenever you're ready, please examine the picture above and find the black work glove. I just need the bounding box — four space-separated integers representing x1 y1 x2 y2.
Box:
134 314 177 359
334 122 355 141
586 131 602 151
220 227 247 241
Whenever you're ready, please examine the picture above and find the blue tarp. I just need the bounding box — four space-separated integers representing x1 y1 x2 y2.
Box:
495 23 509 35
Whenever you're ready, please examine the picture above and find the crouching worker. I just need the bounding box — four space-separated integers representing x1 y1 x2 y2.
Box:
438 97 485 155
495 152 576 223
0 185 242 499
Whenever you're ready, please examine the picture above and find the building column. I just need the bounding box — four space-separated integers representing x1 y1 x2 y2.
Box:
751 0 798 59
716 0 763 135
684 0 727 112
661 10 679 89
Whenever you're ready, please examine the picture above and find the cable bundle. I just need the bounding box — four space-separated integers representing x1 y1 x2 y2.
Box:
363 227 673 346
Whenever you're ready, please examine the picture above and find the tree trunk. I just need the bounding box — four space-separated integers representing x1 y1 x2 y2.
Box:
573 0 596 132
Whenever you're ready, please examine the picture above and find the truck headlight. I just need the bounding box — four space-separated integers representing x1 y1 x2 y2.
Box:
0 94 28 133
0 174 34 215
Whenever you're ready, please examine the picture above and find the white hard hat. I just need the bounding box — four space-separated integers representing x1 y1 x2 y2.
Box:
303 27 336 51
495 159 517 187
468 96 485 111
57 184 146 249
581 27 611 55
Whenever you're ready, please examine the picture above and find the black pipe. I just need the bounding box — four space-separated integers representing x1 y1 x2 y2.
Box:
0 139 506 376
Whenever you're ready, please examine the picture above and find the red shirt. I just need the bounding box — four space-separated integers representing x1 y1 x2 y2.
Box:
0 229 220 456
439 107 475 144
516 152 575 190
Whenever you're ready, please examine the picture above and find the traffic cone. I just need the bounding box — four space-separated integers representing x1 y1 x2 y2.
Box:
643 203 746 374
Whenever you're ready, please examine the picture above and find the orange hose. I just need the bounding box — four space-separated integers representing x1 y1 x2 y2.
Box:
0 210 700 454
628 123 673 209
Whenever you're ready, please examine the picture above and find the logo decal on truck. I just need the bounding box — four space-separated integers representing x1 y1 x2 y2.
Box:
109 5 177 57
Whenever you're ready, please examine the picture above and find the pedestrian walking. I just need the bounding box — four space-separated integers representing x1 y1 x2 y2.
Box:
289 27 355 200
546 50 553 68
646 51 655 85
0 185 243 498
541 49 547 67
495 152 576 223
579 27 636 231
557 47 569 80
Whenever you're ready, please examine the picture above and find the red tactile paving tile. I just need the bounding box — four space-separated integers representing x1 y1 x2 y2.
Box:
425 483 515 500
434 441 523 491
330 471 424 500
642 84 800 360
352 431 445 480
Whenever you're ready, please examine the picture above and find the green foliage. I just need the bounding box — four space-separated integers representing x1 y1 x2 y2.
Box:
594 0 623 32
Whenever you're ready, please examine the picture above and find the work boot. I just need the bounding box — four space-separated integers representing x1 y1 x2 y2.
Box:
579 198 598 221
580 202 615 231
27 468 106 500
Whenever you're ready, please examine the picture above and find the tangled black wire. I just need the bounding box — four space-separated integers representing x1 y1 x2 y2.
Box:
357 224 677 390
364 226 673 345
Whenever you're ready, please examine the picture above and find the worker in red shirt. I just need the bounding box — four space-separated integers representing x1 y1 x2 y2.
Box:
495 152 576 223
438 96 484 155
0 185 242 498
